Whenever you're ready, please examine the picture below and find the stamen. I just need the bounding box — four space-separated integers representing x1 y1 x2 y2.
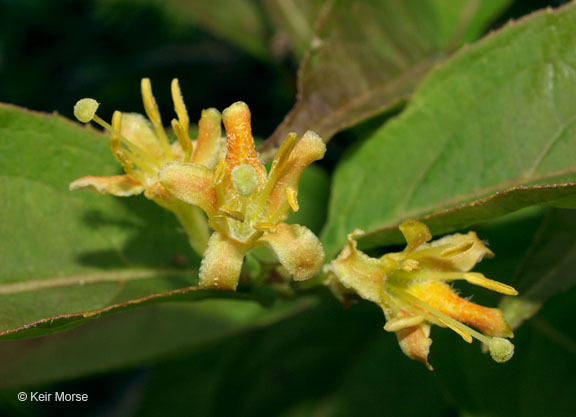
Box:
141 78 174 158
388 285 492 346
104 111 159 173
109 111 134 174
285 187 299 211
213 160 226 185
384 315 424 332
91 114 151 162
387 270 462 281
382 287 474 343
438 319 473 343
388 270 517 295
171 79 190 133
171 119 193 161
269 132 299 181
219 206 245 222
402 259 419 272
387 285 474 343
463 273 518 295
254 222 276 232
212 160 229 207
252 132 299 219
441 241 473 257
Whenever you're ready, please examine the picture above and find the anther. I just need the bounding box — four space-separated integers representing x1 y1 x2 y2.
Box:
141 78 173 157
219 206 245 222
171 79 189 133
285 187 299 211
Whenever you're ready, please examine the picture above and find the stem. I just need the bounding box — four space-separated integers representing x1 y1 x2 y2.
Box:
173 204 210 256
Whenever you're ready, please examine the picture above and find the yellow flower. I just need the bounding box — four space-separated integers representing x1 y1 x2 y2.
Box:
158 101 326 290
326 220 517 370
70 79 224 255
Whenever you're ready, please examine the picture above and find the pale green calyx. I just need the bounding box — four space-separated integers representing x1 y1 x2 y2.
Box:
488 337 515 363
74 98 100 123
232 164 258 196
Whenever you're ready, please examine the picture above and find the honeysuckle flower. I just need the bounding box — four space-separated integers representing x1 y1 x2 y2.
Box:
159 101 326 290
326 220 517 370
70 78 224 255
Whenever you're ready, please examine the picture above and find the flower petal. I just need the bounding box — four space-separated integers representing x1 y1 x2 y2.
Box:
327 230 388 303
395 321 433 371
118 113 164 160
259 223 325 281
199 232 248 290
222 102 266 179
193 108 225 168
399 220 432 252
69 175 144 196
267 131 326 219
412 231 494 272
159 161 217 216
409 281 513 338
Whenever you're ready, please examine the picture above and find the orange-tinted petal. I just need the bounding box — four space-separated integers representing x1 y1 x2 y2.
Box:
193 108 224 168
259 223 325 281
267 131 326 219
159 161 218 216
221 102 266 179
69 175 144 196
395 321 433 370
409 281 513 338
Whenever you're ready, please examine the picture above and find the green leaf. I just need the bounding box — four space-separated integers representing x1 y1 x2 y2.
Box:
162 0 270 59
0 297 314 389
260 0 511 156
262 0 326 59
500 208 576 329
322 4 576 258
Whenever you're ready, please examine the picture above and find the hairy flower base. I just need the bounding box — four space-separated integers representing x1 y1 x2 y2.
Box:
326 220 517 370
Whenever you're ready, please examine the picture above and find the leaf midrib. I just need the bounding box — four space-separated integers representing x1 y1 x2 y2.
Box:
0 268 197 295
